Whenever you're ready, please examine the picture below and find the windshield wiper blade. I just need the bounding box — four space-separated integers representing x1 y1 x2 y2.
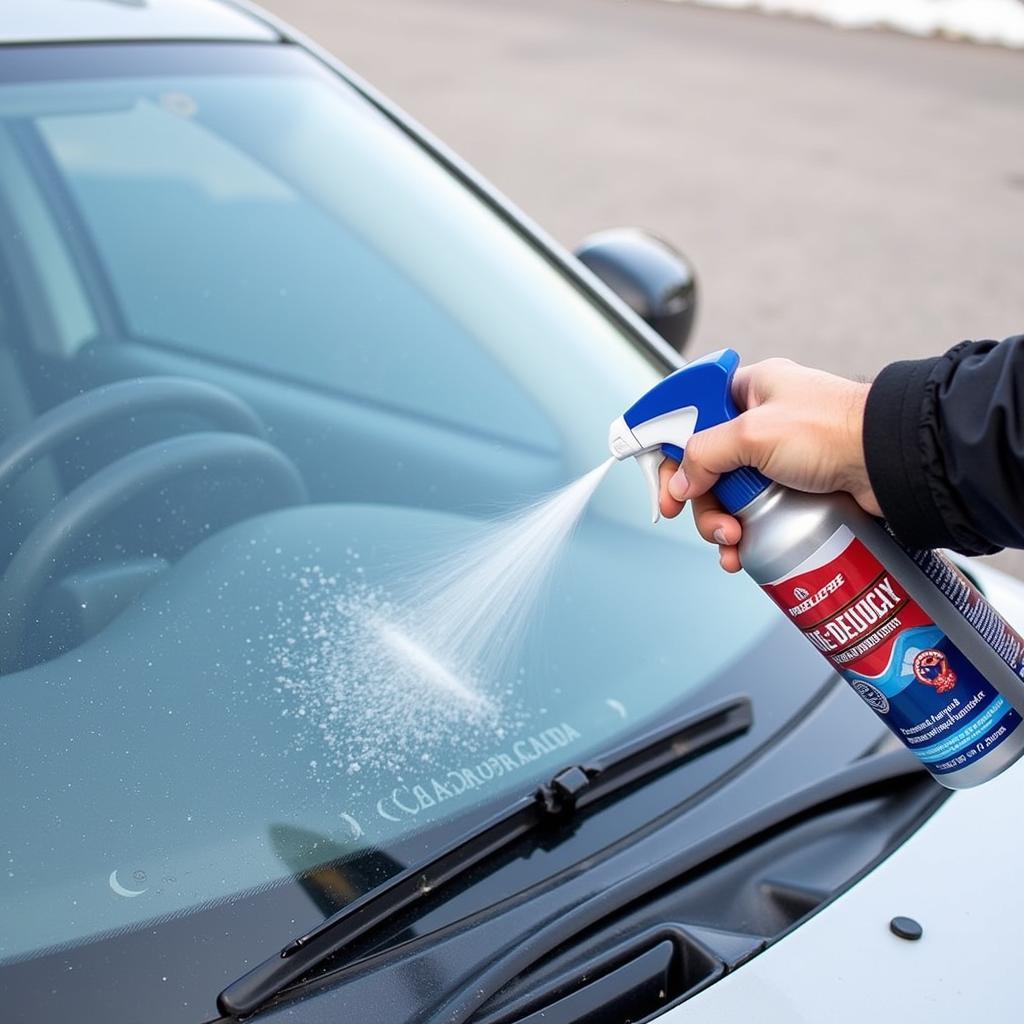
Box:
216 695 752 1018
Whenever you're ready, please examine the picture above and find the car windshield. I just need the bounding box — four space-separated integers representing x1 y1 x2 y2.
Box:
0 42 777 988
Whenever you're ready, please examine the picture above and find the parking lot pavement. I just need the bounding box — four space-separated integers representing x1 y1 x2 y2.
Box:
265 0 1024 576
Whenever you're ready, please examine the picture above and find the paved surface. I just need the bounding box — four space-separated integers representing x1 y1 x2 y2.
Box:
264 0 1024 574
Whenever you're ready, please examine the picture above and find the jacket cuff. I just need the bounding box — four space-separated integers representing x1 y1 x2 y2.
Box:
863 354 951 549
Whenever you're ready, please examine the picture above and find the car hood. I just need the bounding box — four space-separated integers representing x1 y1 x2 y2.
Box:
667 556 1024 1023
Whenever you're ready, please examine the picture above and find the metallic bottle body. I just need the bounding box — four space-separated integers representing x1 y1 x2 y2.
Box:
737 486 1024 789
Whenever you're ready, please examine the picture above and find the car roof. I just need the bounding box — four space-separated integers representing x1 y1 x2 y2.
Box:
1 0 278 45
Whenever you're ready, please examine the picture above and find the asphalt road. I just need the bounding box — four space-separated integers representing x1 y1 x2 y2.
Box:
264 0 1024 573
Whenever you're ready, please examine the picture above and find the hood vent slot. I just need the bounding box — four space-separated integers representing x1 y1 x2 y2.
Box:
474 930 722 1024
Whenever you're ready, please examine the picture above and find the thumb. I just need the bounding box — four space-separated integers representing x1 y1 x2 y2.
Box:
669 416 754 501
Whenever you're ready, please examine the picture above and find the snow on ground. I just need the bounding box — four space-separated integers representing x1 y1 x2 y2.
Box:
661 0 1024 48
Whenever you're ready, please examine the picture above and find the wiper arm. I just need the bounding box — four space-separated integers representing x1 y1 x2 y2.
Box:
217 696 752 1017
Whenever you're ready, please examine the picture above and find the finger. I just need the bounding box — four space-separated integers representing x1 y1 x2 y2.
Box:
658 457 685 519
718 544 743 573
730 364 756 410
690 492 742 547
688 493 744 573
679 415 758 500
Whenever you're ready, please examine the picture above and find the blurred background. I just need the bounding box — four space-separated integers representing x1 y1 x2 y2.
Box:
265 0 1024 570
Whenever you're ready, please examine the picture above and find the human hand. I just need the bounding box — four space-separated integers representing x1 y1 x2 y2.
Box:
657 358 878 572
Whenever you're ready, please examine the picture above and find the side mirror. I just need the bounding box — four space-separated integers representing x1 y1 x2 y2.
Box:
574 229 698 354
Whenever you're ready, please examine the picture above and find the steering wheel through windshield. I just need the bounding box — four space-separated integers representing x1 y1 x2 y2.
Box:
0 377 308 668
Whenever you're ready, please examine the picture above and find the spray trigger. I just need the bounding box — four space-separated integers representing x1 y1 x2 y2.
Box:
610 349 772 519
636 450 664 524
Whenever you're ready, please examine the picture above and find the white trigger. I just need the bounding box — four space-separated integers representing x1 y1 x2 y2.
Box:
635 450 664 524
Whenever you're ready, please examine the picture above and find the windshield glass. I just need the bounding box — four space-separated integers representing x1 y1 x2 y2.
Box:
0 41 777 1003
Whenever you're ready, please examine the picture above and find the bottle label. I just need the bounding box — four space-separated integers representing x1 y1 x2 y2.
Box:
761 526 1022 775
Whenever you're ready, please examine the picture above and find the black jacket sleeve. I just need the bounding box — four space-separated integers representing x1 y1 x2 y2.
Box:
863 335 1024 556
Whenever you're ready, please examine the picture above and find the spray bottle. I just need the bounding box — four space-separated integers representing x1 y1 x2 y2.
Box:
610 348 1024 789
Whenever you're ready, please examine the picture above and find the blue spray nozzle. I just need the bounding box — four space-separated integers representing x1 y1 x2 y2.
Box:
609 349 771 521
623 348 742 439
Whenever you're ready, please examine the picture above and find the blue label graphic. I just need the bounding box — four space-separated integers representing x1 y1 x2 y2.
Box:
843 628 1022 774
766 528 1024 779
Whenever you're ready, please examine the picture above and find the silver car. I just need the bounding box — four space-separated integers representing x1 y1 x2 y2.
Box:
1 3 1019 1023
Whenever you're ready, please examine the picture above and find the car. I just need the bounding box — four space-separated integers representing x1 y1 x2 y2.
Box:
1 3 1021 1023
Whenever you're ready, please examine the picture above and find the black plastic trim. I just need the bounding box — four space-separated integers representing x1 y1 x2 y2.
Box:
422 748 926 1024
474 931 717 1024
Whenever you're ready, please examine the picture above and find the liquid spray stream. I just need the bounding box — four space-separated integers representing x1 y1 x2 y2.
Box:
395 457 617 685
270 458 616 778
